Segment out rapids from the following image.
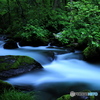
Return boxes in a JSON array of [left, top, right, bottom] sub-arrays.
[[0, 41, 100, 100]]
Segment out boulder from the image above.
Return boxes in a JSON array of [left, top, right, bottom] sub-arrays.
[[83, 46, 100, 62], [0, 56, 43, 79], [3, 39, 18, 49]]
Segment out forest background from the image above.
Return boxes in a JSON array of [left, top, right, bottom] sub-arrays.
[[0, 0, 100, 61]]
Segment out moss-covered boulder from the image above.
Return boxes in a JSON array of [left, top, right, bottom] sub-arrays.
[[56, 94, 71, 100], [83, 46, 100, 62], [0, 55, 42, 79], [3, 39, 18, 49], [0, 80, 14, 93]]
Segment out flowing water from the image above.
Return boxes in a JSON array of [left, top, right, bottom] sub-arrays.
[[0, 41, 100, 100]]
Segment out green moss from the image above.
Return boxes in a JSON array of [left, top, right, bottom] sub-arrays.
[[10, 56, 34, 69], [89, 96, 95, 100], [83, 46, 98, 60], [0, 56, 35, 72], [0, 63, 10, 71], [0, 58, 5, 62], [57, 94, 71, 100], [0, 80, 14, 94]]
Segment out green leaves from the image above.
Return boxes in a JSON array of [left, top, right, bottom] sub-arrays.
[[54, 0, 100, 48], [18, 23, 49, 42]]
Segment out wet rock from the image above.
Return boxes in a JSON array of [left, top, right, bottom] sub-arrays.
[[3, 39, 18, 49], [39, 51, 55, 65], [0, 56, 43, 79]]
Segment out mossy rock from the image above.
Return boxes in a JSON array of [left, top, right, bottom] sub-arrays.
[[83, 46, 100, 62], [0, 55, 42, 78], [0, 80, 14, 94], [57, 94, 71, 100]]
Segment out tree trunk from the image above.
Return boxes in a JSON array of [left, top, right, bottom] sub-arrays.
[[53, 0, 61, 10], [16, 0, 25, 19], [7, 0, 11, 25]]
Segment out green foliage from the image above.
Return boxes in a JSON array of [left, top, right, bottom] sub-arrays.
[[17, 24, 49, 42], [0, 0, 100, 49], [89, 96, 95, 100], [0, 80, 14, 93], [0, 89, 35, 100], [55, 0, 100, 48], [57, 94, 71, 100]]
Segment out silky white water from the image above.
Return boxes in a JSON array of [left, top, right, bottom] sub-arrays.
[[0, 42, 100, 98]]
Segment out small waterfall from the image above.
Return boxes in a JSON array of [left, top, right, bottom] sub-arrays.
[[47, 43, 51, 46], [0, 35, 7, 48], [0, 41, 5, 48], [0, 35, 7, 40], [17, 42, 21, 48]]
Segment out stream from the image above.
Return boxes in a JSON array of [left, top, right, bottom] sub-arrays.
[[0, 41, 100, 100]]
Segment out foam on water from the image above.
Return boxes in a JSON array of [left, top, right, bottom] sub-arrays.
[[0, 43, 100, 91]]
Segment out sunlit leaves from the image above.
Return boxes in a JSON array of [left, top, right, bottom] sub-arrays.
[[55, 0, 100, 48], [19, 24, 49, 42]]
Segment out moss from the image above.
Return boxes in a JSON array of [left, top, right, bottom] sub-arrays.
[[0, 80, 14, 94], [0, 63, 10, 71], [0, 56, 35, 72], [10, 56, 34, 69], [89, 96, 95, 100], [83, 46, 95, 58], [83, 46, 100, 62], [57, 94, 71, 100]]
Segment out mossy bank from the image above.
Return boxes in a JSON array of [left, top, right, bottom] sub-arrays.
[[0, 80, 35, 100], [0, 55, 43, 79]]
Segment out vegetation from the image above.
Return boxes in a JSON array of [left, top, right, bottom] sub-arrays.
[[56, 90, 96, 100], [57, 94, 71, 100], [0, 89, 35, 100], [0, 55, 35, 72], [0, 80, 14, 93], [0, 0, 100, 58], [0, 80, 35, 100]]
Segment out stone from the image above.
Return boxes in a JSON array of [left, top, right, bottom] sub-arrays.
[[83, 46, 100, 62], [0, 56, 43, 79], [3, 39, 18, 49]]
